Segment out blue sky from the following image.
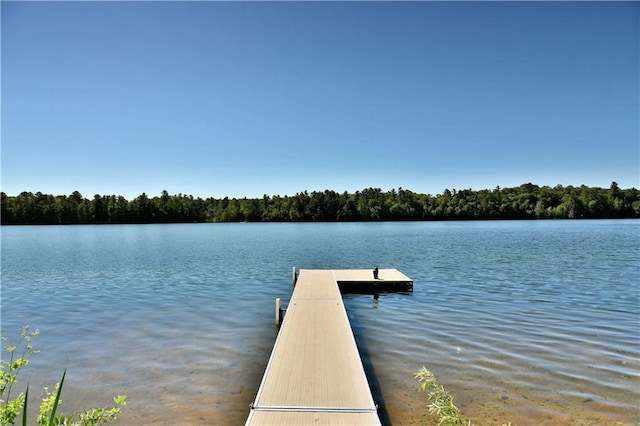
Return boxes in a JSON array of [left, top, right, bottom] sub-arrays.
[[2, 1, 638, 199]]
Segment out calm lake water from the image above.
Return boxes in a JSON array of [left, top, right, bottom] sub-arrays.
[[1, 220, 638, 425]]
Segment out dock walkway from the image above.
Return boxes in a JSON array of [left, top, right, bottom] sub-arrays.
[[246, 268, 412, 425]]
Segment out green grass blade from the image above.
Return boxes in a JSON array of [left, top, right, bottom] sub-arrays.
[[48, 369, 66, 426], [22, 386, 29, 426]]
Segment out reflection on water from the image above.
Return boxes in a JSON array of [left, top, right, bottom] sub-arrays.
[[1, 221, 638, 425]]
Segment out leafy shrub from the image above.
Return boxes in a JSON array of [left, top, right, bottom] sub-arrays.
[[1, 326, 126, 426], [414, 366, 470, 426]]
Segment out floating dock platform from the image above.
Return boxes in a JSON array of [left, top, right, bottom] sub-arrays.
[[333, 268, 413, 294], [246, 268, 413, 425]]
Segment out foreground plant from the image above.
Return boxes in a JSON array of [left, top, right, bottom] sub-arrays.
[[414, 366, 470, 426], [1, 326, 126, 425]]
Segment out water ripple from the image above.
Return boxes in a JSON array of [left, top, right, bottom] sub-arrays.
[[2, 221, 638, 425]]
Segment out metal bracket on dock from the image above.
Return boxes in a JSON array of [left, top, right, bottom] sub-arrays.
[[250, 405, 378, 414]]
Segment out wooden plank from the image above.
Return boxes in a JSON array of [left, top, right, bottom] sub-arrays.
[[246, 269, 380, 425]]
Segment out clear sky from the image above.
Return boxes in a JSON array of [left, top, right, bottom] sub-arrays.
[[2, 1, 638, 199]]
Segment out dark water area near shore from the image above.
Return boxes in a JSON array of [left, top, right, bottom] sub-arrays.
[[2, 220, 638, 425]]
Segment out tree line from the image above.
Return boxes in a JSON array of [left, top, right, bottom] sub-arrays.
[[1, 182, 638, 225]]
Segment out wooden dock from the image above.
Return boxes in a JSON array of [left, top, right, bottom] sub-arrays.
[[246, 268, 412, 425]]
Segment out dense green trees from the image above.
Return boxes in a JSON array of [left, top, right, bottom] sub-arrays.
[[1, 182, 638, 225]]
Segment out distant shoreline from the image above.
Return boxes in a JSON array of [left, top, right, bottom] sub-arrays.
[[2, 182, 638, 225], [1, 218, 638, 227]]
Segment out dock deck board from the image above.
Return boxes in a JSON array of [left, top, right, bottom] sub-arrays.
[[246, 268, 412, 426], [332, 268, 411, 283]]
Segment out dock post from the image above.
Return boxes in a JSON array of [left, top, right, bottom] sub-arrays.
[[275, 298, 282, 326], [292, 266, 297, 288]]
